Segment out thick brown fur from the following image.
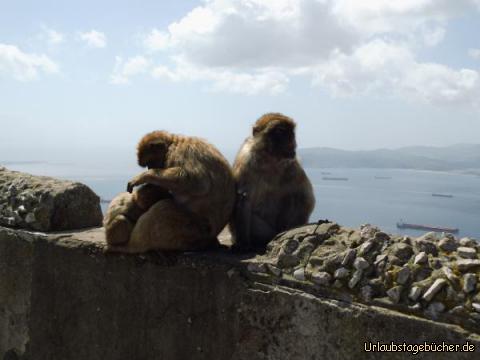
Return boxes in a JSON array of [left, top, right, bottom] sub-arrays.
[[104, 130, 236, 253], [229, 113, 315, 251]]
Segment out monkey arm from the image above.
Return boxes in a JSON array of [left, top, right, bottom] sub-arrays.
[[127, 167, 210, 196], [276, 181, 315, 230]]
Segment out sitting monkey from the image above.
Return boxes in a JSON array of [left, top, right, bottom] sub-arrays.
[[104, 131, 236, 253], [229, 113, 315, 251]]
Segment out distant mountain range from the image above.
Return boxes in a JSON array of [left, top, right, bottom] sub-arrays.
[[298, 144, 480, 171]]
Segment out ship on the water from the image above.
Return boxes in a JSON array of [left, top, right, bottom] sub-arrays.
[[322, 177, 349, 181], [396, 220, 459, 234], [374, 176, 392, 180], [432, 193, 454, 198]]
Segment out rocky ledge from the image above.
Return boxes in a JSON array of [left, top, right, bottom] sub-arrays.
[[247, 222, 480, 334], [0, 167, 102, 231]]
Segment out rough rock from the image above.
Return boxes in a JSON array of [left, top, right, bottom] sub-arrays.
[[457, 247, 477, 259], [311, 271, 331, 286], [423, 279, 447, 302], [353, 257, 369, 271], [438, 237, 458, 252], [0, 167, 102, 231], [260, 223, 480, 335], [348, 269, 363, 289], [396, 266, 410, 285], [464, 274, 477, 293], [457, 259, 480, 272], [387, 286, 402, 303]]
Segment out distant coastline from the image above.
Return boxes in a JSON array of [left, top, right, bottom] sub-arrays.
[[299, 144, 480, 172]]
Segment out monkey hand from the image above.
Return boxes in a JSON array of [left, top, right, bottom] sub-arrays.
[[126, 181, 135, 193]]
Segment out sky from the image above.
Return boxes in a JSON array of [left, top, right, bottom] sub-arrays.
[[1, 0, 480, 161]]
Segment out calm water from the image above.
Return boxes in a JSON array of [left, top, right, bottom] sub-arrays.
[[6, 163, 480, 239]]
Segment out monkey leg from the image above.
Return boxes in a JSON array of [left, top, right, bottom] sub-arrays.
[[103, 192, 144, 246], [107, 199, 218, 254], [104, 215, 135, 246]]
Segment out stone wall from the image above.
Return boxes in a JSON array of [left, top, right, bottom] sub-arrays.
[[1, 225, 479, 360]]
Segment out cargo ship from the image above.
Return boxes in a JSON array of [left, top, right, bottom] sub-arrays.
[[322, 177, 349, 181], [374, 176, 392, 180], [396, 220, 459, 234], [432, 193, 453, 198]]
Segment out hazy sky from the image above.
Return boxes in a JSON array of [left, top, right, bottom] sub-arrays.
[[1, 0, 480, 159]]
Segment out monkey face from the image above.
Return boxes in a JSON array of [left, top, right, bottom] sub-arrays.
[[138, 142, 168, 168], [265, 122, 297, 159]]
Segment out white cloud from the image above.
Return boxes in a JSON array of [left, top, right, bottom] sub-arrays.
[[152, 57, 289, 95], [79, 30, 107, 48], [143, 29, 170, 51], [469, 48, 480, 60], [42, 26, 65, 45], [313, 40, 480, 108], [332, 0, 478, 35], [111, 56, 151, 84], [137, 0, 480, 106], [0, 43, 59, 81], [422, 26, 446, 47]]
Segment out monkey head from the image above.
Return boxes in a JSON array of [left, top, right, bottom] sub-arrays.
[[253, 113, 297, 159], [136, 131, 172, 169]]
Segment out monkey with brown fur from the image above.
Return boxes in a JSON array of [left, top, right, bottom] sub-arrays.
[[104, 130, 236, 253], [103, 132, 176, 246], [229, 113, 315, 251]]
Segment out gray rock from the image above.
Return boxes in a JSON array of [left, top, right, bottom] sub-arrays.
[[438, 237, 458, 252], [17, 205, 27, 215], [374, 254, 387, 265], [0, 167, 102, 231], [334, 267, 350, 279], [396, 267, 410, 285], [472, 303, 480, 313], [457, 259, 480, 272], [409, 286, 423, 301], [422, 279, 447, 302], [457, 247, 477, 259], [25, 212, 36, 224], [283, 239, 300, 254], [358, 240, 374, 256], [414, 252, 428, 265], [415, 239, 438, 256], [442, 267, 459, 284], [359, 224, 379, 238], [311, 271, 331, 286], [276, 252, 300, 269], [460, 237, 476, 247], [348, 270, 363, 289], [293, 268, 305, 281], [353, 257, 369, 271], [360, 285, 373, 302], [387, 286, 402, 303], [463, 273, 477, 293], [418, 232, 439, 242], [341, 248, 356, 267], [426, 302, 445, 318], [390, 243, 414, 262]]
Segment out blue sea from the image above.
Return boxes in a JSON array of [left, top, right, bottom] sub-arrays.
[[5, 162, 480, 239]]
